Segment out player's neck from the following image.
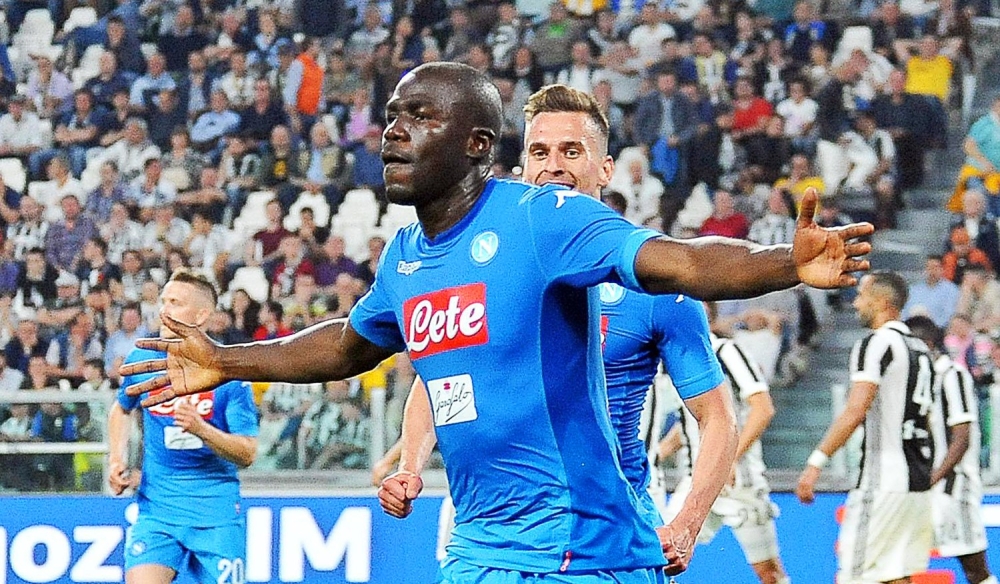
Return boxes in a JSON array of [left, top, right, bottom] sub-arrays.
[[870, 311, 898, 329], [417, 169, 491, 239]]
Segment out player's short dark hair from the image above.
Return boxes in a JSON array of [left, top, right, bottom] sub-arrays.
[[868, 270, 908, 310], [168, 268, 218, 307], [524, 85, 609, 142], [904, 315, 943, 351]]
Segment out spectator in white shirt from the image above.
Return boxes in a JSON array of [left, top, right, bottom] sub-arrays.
[[34, 156, 85, 224], [775, 79, 818, 154], [0, 95, 45, 169], [97, 118, 162, 182]]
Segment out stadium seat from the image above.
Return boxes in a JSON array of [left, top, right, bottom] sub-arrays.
[[72, 44, 104, 88], [229, 266, 270, 303], [330, 217, 371, 262], [61, 6, 97, 33], [337, 188, 380, 228], [834, 26, 874, 63], [0, 158, 27, 193], [283, 191, 331, 232], [232, 190, 275, 235]]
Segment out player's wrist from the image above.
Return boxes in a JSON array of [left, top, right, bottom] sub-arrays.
[[807, 449, 829, 469]]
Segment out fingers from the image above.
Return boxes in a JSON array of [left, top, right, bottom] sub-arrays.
[[378, 479, 414, 518], [141, 386, 177, 408], [134, 338, 176, 352], [123, 373, 170, 397], [834, 221, 875, 240], [796, 187, 819, 229], [844, 241, 872, 258], [160, 313, 199, 336], [842, 259, 870, 273], [119, 358, 167, 379]]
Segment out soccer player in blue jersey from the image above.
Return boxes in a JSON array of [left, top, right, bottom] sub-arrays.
[[377, 84, 739, 572], [122, 62, 873, 582], [108, 269, 258, 584]]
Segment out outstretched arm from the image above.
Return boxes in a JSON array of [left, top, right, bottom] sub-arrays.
[[659, 383, 738, 575], [121, 316, 395, 406], [635, 188, 873, 299]]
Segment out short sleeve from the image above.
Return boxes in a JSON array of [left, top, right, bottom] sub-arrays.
[[222, 381, 260, 437], [655, 296, 725, 400], [942, 367, 976, 427], [715, 339, 768, 399], [849, 332, 891, 385], [525, 186, 660, 291], [348, 240, 407, 352]]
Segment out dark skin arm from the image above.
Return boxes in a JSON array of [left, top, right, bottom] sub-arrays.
[[120, 316, 393, 407], [930, 422, 970, 486], [635, 189, 873, 299]]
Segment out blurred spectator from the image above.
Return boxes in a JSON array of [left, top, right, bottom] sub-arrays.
[[45, 312, 103, 382], [783, 0, 828, 65], [177, 166, 227, 225], [555, 41, 598, 94], [156, 5, 210, 73], [32, 90, 101, 180], [943, 226, 992, 283], [284, 122, 351, 214], [36, 271, 84, 335], [323, 50, 363, 124], [0, 174, 21, 232], [814, 51, 873, 197], [346, 5, 391, 65], [744, 116, 790, 184], [749, 188, 797, 245], [355, 235, 385, 288], [441, 6, 478, 63], [851, 111, 898, 227], [254, 300, 293, 340], [299, 380, 369, 469], [96, 89, 133, 149], [487, 2, 525, 70], [101, 15, 145, 76], [754, 38, 796, 103], [45, 195, 98, 274], [594, 41, 643, 111], [84, 162, 129, 224], [35, 156, 86, 224], [282, 36, 324, 135], [295, 207, 330, 255], [776, 79, 818, 154], [260, 125, 299, 197], [6, 320, 46, 375], [773, 153, 825, 206], [351, 126, 386, 195], [101, 203, 143, 265], [145, 89, 188, 152], [103, 303, 147, 382], [30, 398, 78, 490], [97, 117, 161, 182], [129, 52, 176, 112], [13, 248, 57, 319], [628, 4, 675, 70], [178, 51, 212, 121], [118, 249, 151, 302], [214, 50, 257, 111], [218, 133, 262, 222], [681, 33, 737, 100], [608, 147, 664, 227], [872, 69, 931, 191], [248, 199, 292, 269], [314, 235, 358, 288], [140, 203, 190, 262], [0, 402, 31, 439], [77, 237, 122, 294], [951, 190, 1000, 272], [896, 35, 953, 108], [731, 77, 774, 144], [190, 90, 241, 154], [128, 158, 177, 222], [0, 352, 26, 391], [699, 189, 750, 238], [956, 263, 1000, 334], [7, 197, 48, 260], [328, 272, 365, 317], [182, 211, 230, 279], [26, 50, 73, 120], [343, 86, 375, 145], [0, 95, 45, 170], [160, 128, 206, 193], [953, 96, 1000, 217], [280, 272, 328, 331], [271, 235, 314, 298], [83, 52, 131, 111]]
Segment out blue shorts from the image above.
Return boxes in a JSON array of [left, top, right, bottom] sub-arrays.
[[439, 557, 667, 584], [125, 514, 246, 583]]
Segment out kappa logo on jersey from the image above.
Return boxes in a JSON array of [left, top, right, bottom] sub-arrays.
[[470, 231, 499, 265], [403, 283, 489, 360], [600, 315, 609, 351], [599, 282, 626, 305], [554, 190, 580, 209], [396, 259, 422, 275], [146, 391, 216, 419]]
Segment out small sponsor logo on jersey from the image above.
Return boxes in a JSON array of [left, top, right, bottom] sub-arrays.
[[396, 260, 422, 275], [147, 391, 215, 419], [470, 231, 499, 265], [427, 374, 478, 426], [598, 282, 626, 305], [554, 190, 580, 209], [130, 541, 146, 556], [675, 295, 685, 303], [404, 283, 489, 360], [600, 315, 609, 351]]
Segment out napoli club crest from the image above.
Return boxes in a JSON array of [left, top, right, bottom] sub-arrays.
[[470, 231, 499, 265]]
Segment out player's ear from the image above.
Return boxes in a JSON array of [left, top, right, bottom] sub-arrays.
[[598, 156, 614, 188], [468, 127, 496, 161]]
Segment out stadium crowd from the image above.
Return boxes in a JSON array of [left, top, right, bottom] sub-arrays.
[[0, 0, 989, 490]]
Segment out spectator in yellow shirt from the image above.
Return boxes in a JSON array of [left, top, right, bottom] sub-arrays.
[[897, 35, 953, 103]]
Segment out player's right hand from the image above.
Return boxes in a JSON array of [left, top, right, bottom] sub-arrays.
[[108, 461, 134, 495], [378, 471, 424, 518], [796, 465, 820, 504], [119, 313, 228, 407]]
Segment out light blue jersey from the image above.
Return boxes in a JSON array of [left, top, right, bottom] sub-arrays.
[[350, 178, 665, 573], [599, 284, 724, 524]]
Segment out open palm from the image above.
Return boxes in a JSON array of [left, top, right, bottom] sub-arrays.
[[793, 188, 874, 289]]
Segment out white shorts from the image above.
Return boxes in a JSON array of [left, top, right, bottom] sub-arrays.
[[837, 490, 933, 584], [664, 477, 781, 565], [933, 489, 988, 558]]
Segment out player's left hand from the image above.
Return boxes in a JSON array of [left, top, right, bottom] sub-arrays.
[[796, 465, 820, 504], [173, 399, 208, 437], [378, 471, 423, 519], [793, 187, 874, 289], [656, 524, 695, 575]]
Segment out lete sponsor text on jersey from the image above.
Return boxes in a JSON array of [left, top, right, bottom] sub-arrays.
[[146, 390, 216, 418], [403, 283, 489, 359]]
